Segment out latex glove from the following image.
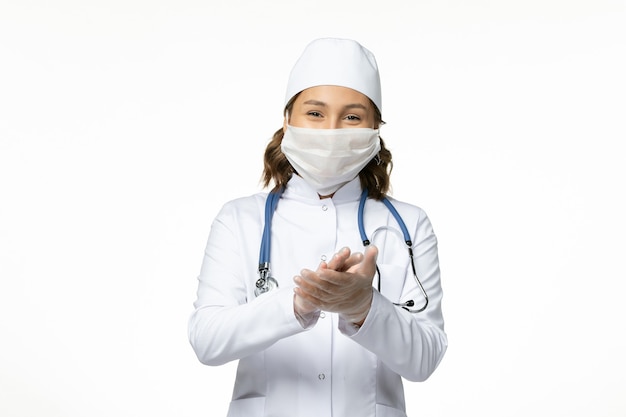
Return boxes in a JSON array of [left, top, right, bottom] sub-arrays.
[[293, 290, 319, 318], [293, 247, 361, 318], [294, 246, 378, 326]]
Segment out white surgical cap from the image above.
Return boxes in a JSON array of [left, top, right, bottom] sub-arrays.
[[284, 38, 382, 113]]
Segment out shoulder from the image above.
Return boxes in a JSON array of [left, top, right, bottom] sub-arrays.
[[215, 192, 268, 222], [381, 195, 437, 235]]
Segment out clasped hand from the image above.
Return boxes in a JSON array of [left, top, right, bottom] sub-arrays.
[[293, 246, 378, 326]]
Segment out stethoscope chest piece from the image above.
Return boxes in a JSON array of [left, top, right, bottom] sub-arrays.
[[254, 273, 278, 297]]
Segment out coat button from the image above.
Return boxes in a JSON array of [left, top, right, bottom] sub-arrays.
[[321, 205, 328, 211], [318, 373, 326, 380], [320, 312, 326, 319], [321, 255, 327, 261]]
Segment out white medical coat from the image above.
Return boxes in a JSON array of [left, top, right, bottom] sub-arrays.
[[188, 176, 447, 417]]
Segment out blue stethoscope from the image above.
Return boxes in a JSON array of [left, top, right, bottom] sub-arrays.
[[255, 188, 429, 313]]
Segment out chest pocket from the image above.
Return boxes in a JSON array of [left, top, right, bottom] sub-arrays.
[[375, 263, 407, 304]]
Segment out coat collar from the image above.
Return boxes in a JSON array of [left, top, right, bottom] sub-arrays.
[[282, 175, 362, 204]]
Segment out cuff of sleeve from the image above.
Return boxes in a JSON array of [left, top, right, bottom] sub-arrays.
[[294, 305, 321, 329], [271, 287, 320, 330], [269, 287, 317, 333]]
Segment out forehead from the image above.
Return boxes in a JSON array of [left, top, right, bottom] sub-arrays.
[[294, 85, 372, 108]]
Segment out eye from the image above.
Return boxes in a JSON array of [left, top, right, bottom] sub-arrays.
[[307, 111, 323, 118], [345, 114, 361, 121]]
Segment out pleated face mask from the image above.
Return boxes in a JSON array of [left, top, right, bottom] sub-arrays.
[[281, 125, 381, 196]]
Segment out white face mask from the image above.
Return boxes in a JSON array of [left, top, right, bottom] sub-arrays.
[[281, 125, 381, 196]]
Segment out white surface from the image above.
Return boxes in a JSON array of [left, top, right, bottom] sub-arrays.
[[1, 1, 624, 416]]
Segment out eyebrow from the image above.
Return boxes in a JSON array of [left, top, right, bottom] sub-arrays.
[[302, 100, 368, 111]]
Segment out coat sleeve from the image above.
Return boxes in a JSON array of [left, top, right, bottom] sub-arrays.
[[187, 198, 309, 366], [340, 207, 448, 382]]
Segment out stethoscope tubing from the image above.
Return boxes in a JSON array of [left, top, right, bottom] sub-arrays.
[[257, 187, 428, 313], [259, 188, 282, 268], [359, 189, 412, 246], [358, 189, 429, 313]]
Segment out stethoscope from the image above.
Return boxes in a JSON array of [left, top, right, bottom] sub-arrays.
[[255, 188, 429, 313]]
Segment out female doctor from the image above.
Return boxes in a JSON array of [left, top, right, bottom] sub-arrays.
[[188, 38, 447, 417]]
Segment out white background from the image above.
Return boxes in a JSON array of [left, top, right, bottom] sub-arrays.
[[1, 1, 625, 416]]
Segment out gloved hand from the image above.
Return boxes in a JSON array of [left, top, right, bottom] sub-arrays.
[[293, 246, 378, 326]]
